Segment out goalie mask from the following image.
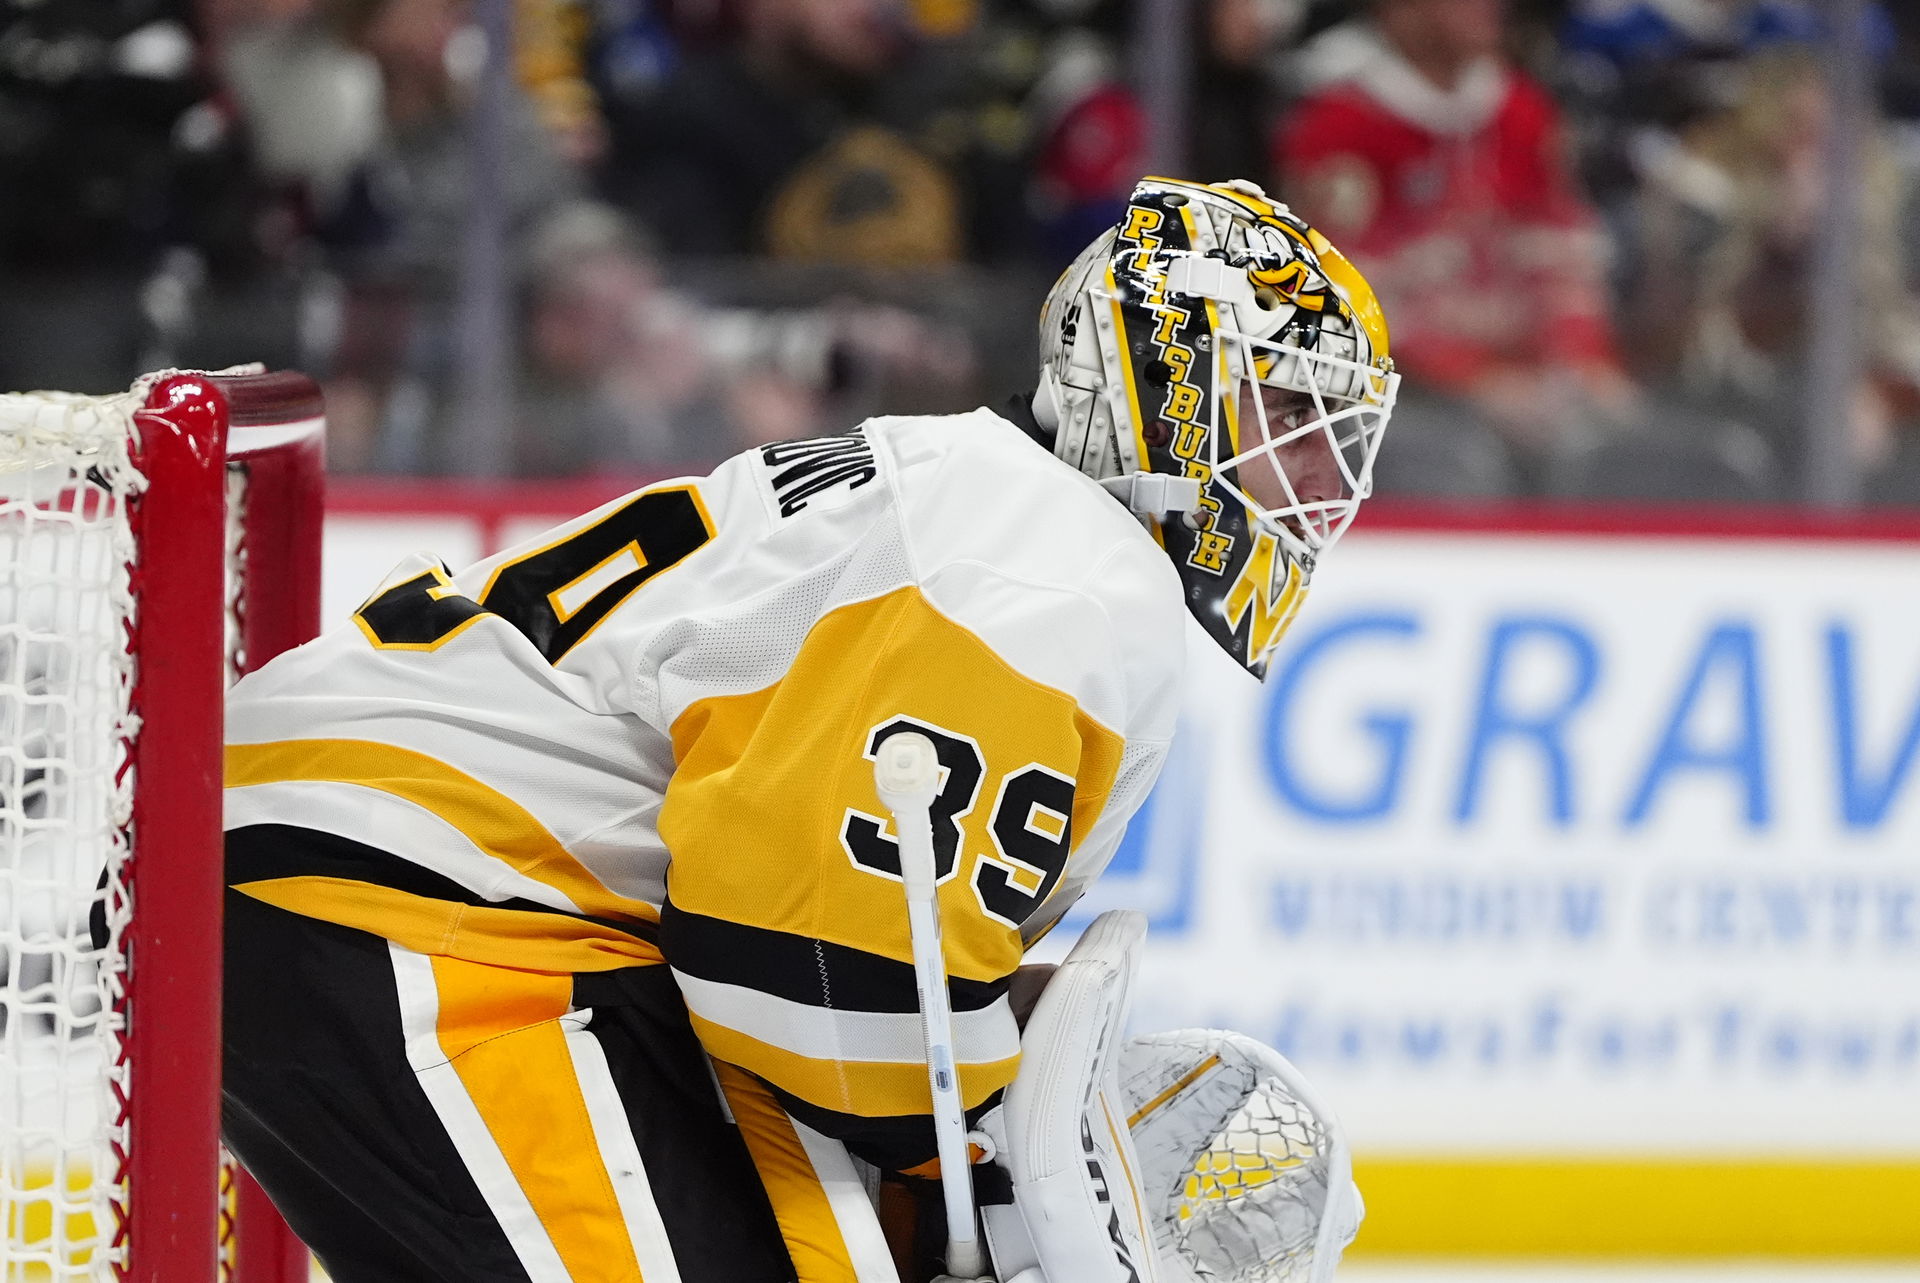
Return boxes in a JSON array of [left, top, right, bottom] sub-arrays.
[[1036, 178, 1398, 679]]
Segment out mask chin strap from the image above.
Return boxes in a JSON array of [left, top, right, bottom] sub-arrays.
[[1032, 366, 1062, 435], [1099, 471, 1204, 516]]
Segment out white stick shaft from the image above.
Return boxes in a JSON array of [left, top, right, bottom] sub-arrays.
[[877, 733, 986, 1280], [906, 893, 983, 1275]]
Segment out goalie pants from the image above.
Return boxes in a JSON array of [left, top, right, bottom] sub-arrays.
[[222, 825, 897, 1283]]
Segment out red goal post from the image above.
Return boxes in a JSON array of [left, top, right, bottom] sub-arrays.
[[0, 369, 321, 1281]]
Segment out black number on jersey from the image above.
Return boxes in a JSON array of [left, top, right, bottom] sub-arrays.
[[976, 764, 1075, 925], [840, 718, 983, 882], [352, 566, 490, 651], [353, 486, 714, 662], [839, 717, 1075, 928]]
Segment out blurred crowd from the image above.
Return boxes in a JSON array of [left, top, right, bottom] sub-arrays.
[[2, 0, 1919, 502]]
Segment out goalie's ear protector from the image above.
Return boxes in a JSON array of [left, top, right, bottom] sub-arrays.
[[979, 910, 1163, 1283]]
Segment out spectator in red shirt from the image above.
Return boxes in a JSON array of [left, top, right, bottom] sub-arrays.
[[1275, 0, 1637, 489]]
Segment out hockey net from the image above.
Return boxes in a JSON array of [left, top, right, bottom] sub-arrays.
[[0, 370, 322, 1282]]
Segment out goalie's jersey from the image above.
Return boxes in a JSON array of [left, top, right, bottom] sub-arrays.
[[224, 408, 1184, 1171]]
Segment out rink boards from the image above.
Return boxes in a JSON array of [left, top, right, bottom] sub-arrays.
[[318, 487, 1920, 1257]]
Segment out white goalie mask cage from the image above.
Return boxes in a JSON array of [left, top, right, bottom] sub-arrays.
[[1119, 1030, 1362, 1283], [1207, 314, 1398, 566]]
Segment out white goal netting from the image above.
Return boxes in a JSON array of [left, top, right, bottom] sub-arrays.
[[0, 388, 150, 1280]]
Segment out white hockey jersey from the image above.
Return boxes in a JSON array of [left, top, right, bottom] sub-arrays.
[[225, 408, 1184, 1169]]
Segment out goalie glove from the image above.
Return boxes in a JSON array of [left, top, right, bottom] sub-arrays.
[[1119, 1030, 1362, 1283], [976, 912, 1360, 1283]]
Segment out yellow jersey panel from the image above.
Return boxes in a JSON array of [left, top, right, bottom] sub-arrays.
[[661, 583, 1125, 984]]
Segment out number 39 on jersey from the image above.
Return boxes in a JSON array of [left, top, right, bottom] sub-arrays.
[[840, 715, 1076, 929]]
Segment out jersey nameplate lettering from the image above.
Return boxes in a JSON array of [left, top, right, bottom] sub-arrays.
[[759, 434, 878, 517]]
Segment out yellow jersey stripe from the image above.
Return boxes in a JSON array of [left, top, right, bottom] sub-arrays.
[[232, 876, 664, 972], [427, 955, 646, 1280], [690, 1013, 1018, 1118], [711, 1061, 860, 1283], [226, 738, 658, 924]]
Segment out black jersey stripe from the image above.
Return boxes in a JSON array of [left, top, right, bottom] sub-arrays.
[[659, 897, 1008, 1015], [767, 1076, 1010, 1178], [225, 823, 660, 945]]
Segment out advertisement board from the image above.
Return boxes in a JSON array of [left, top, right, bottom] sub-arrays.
[[322, 487, 1920, 1256], [1068, 518, 1920, 1254]]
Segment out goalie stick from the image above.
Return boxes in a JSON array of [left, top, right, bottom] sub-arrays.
[[874, 731, 989, 1281]]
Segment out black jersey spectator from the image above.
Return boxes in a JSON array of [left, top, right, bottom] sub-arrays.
[[595, 0, 966, 264], [0, 0, 264, 389]]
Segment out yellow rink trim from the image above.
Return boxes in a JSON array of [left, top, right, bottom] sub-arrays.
[[1349, 1157, 1920, 1257], [14, 1158, 1920, 1267], [7, 1160, 258, 1280], [4, 1163, 103, 1280]]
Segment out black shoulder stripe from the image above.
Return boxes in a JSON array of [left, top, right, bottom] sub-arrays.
[[660, 898, 1008, 1014], [225, 823, 659, 942]]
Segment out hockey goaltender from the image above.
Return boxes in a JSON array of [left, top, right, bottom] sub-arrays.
[[221, 177, 1398, 1283]]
